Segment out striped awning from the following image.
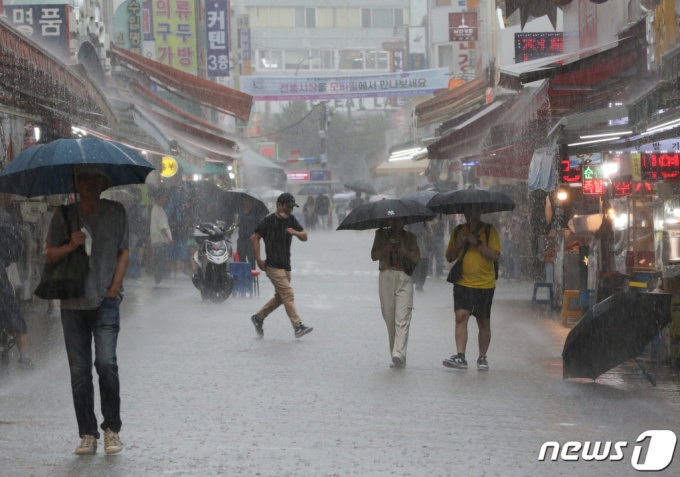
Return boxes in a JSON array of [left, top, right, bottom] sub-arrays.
[[111, 44, 252, 122]]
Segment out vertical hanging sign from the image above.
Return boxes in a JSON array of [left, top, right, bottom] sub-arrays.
[[153, 0, 198, 75], [206, 0, 229, 77], [237, 15, 252, 76]]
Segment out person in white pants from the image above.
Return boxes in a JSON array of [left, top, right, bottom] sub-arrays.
[[371, 217, 420, 368]]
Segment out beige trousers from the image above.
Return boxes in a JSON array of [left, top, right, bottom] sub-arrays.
[[378, 269, 414, 359], [256, 268, 301, 327]]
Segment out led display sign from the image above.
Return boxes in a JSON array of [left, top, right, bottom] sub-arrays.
[[641, 153, 680, 180], [582, 164, 604, 195], [514, 33, 564, 63], [611, 180, 654, 197], [560, 157, 581, 184]]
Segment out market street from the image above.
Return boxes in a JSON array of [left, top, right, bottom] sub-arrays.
[[1, 230, 679, 476]]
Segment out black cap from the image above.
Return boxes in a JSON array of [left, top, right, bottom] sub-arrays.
[[277, 192, 299, 207]]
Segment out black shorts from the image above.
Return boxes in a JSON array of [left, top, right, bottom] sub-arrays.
[[453, 284, 495, 319]]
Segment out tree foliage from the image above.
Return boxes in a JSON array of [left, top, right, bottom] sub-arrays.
[[270, 101, 391, 180]]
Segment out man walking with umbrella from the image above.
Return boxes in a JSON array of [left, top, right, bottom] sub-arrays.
[[44, 165, 129, 454], [442, 203, 500, 371], [250, 193, 313, 339]]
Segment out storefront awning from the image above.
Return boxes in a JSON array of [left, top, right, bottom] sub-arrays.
[[174, 156, 229, 176], [415, 77, 489, 127], [240, 149, 285, 172], [0, 18, 117, 127], [375, 159, 429, 175], [111, 44, 252, 122], [467, 142, 533, 180]]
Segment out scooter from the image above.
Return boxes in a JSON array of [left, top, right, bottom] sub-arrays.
[[191, 221, 234, 303]]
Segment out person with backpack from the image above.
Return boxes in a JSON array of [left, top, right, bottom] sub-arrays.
[[442, 203, 500, 371]]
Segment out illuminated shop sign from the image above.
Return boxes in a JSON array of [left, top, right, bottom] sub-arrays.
[[582, 164, 604, 195], [611, 180, 654, 197], [514, 32, 563, 63], [641, 153, 680, 180], [560, 157, 582, 183]]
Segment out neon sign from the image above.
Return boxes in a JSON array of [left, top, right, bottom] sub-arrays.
[[582, 164, 604, 195], [514, 33, 563, 63], [641, 153, 680, 180], [611, 180, 654, 197], [560, 157, 581, 183]]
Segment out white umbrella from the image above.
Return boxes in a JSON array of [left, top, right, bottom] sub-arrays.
[[332, 193, 352, 202], [369, 194, 395, 202], [261, 189, 284, 201]]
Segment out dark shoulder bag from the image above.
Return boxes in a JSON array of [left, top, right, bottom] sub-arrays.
[[34, 206, 90, 300], [484, 223, 499, 280], [446, 223, 483, 284]]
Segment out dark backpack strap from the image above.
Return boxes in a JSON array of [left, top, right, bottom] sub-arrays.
[[60, 205, 73, 244]]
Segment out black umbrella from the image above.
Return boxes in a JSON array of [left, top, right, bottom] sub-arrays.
[[337, 199, 435, 231], [427, 189, 516, 215], [344, 180, 378, 196], [400, 190, 438, 207], [489, 184, 526, 205], [224, 189, 269, 218], [563, 291, 672, 385], [298, 185, 329, 195]]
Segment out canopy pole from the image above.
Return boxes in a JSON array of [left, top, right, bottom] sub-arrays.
[[634, 358, 657, 387]]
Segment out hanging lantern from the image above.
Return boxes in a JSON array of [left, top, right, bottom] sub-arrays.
[[552, 0, 574, 6]]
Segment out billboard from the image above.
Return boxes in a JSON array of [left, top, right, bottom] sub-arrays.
[[206, 0, 229, 77], [241, 69, 450, 101], [409, 26, 427, 71], [113, 0, 142, 55], [237, 15, 252, 76], [5, 4, 71, 62], [152, 0, 198, 75]]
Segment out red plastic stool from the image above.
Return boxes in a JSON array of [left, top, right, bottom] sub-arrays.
[[233, 251, 240, 262], [251, 270, 260, 297]]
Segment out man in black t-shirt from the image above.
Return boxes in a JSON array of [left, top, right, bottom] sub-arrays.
[[250, 193, 313, 339]]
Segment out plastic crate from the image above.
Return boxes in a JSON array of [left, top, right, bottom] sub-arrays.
[[579, 289, 595, 307]]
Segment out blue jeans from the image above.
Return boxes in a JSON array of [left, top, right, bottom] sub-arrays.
[[61, 297, 122, 438]]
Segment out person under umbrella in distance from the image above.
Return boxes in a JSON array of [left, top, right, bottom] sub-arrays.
[[250, 193, 313, 339], [443, 203, 501, 371], [339, 199, 432, 368], [315, 192, 331, 230]]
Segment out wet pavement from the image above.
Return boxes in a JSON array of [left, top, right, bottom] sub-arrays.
[[1, 230, 679, 476]]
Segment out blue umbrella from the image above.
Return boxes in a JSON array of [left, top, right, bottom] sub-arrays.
[[0, 138, 155, 198]]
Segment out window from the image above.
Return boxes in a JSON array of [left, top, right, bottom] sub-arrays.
[[394, 8, 404, 28], [372, 9, 392, 28], [295, 7, 305, 27], [305, 8, 316, 28], [285, 50, 313, 71], [320, 50, 335, 69], [340, 50, 364, 69], [259, 49, 283, 69], [438, 45, 454, 69], [361, 8, 371, 28], [377, 51, 389, 69], [295, 7, 315, 28]]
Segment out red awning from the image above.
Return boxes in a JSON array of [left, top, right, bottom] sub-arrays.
[[0, 18, 117, 127], [111, 44, 252, 122], [469, 142, 534, 180]]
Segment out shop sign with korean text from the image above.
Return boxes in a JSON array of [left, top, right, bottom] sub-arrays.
[[287, 171, 310, 182], [152, 0, 197, 75], [237, 15, 252, 76], [310, 170, 331, 182], [449, 12, 478, 42], [206, 0, 229, 77], [241, 69, 449, 101], [5, 4, 71, 62], [514, 33, 563, 63], [113, 0, 142, 55], [582, 164, 605, 195]]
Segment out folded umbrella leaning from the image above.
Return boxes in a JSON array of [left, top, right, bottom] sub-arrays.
[[0, 137, 155, 197], [337, 199, 435, 231], [427, 189, 515, 215]]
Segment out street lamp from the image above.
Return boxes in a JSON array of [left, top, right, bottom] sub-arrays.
[[295, 56, 315, 76]]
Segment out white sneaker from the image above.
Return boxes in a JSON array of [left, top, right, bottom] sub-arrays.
[[392, 352, 405, 368], [104, 429, 124, 454], [74, 435, 97, 455]]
